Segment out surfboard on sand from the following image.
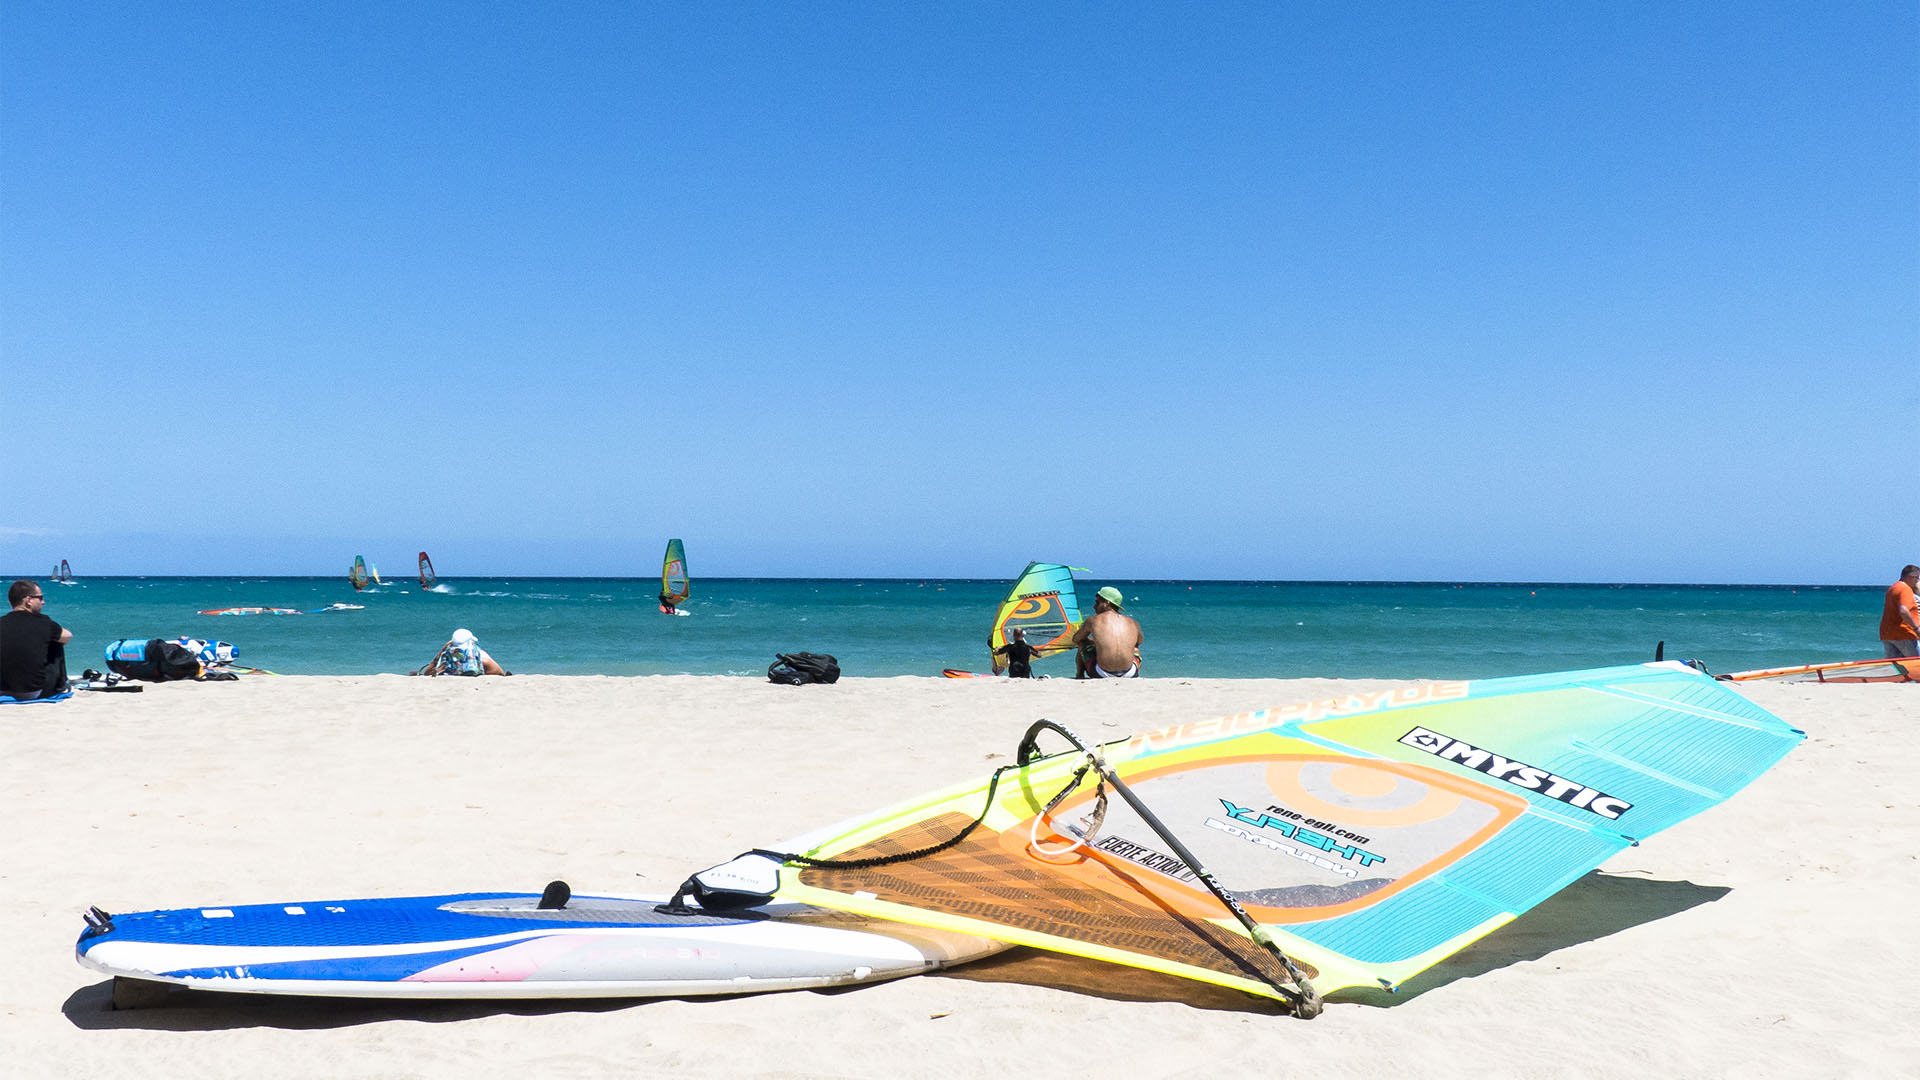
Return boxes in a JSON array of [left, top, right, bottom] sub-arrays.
[[76, 887, 1003, 1004]]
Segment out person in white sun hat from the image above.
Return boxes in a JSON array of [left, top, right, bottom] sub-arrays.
[[410, 627, 510, 676]]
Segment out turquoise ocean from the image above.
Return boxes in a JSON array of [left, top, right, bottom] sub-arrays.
[[14, 576, 1891, 680]]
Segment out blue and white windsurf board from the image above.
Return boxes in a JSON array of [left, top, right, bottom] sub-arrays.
[[76, 889, 1003, 1001]]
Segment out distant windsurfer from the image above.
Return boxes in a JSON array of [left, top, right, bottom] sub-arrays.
[[410, 628, 509, 676], [1073, 586, 1142, 679], [992, 627, 1043, 678], [1882, 565, 1920, 659]]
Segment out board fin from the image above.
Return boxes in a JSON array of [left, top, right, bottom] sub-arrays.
[[537, 880, 571, 910]]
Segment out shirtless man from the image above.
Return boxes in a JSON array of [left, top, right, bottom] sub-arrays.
[[1073, 586, 1142, 679]]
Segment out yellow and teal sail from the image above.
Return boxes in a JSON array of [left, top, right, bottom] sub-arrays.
[[348, 555, 371, 591], [660, 539, 690, 610], [988, 562, 1082, 668], [772, 662, 1804, 1005]]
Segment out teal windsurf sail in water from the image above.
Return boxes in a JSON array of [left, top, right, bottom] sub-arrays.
[[988, 562, 1082, 669], [418, 551, 436, 590], [661, 539, 690, 612], [349, 556, 370, 591]]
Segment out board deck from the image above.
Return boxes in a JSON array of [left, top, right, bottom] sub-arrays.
[[76, 890, 1004, 1001]]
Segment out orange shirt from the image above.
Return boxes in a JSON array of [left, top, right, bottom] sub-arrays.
[[1882, 581, 1919, 640]]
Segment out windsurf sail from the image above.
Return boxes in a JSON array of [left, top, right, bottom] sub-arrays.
[[754, 662, 1802, 1012], [348, 556, 370, 591], [53, 559, 73, 583], [419, 551, 437, 590], [988, 562, 1083, 670], [661, 539, 690, 611], [1720, 656, 1920, 683]]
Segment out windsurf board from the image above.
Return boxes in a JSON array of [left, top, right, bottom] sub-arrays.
[[76, 888, 1003, 1002]]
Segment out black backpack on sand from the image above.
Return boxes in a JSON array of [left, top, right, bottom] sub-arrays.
[[768, 652, 840, 685]]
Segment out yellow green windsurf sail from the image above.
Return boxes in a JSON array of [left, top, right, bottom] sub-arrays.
[[772, 662, 1804, 1005], [661, 539, 690, 607], [987, 562, 1082, 668]]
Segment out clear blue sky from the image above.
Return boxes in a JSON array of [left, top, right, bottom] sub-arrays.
[[4, 4, 1914, 583]]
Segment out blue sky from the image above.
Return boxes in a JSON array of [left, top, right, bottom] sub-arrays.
[[3, 4, 1914, 583]]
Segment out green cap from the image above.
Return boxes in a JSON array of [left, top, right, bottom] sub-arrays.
[[1097, 586, 1124, 609]]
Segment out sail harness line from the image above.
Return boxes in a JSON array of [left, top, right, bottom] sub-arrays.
[[657, 717, 1322, 1016]]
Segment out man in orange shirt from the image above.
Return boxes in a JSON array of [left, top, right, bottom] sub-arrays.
[[1881, 565, 1920, 658]]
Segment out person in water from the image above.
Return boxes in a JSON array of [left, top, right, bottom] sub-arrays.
[[1, 579, 72, 699], [410, 628, 509, 676], [992, 627, 1044, 678], [1073, 586, 1142, 679], [659, 592, 679, 615], [1881, 565, 1920, 659]]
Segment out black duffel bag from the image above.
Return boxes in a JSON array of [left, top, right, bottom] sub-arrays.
[[768, 652, 840, 685]]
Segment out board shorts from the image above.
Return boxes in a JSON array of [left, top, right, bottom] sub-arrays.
[[1884, 639, 1920, 659]]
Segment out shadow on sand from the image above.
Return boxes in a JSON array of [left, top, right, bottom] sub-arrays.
[[940, 869, 1729, 1013], [61, 979, 656, 1032], [64, 870, 1727, 1029]]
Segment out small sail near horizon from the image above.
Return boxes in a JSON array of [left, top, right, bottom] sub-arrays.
[[52, 559, 75, 584], [660, 539, 690, 614], [349, 556, 371, 592], [418, 552, 437, 591]]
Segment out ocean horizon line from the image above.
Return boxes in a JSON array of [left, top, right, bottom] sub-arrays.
[[8, 573, 1880, 591]]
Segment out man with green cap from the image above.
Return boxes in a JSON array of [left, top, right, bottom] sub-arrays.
[[1073, 585, 1143, 678]]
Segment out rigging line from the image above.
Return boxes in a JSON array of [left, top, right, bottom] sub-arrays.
[[755, 758, 1093, 872]]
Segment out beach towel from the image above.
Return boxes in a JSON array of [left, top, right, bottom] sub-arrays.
[[0, 689, 73, 704]]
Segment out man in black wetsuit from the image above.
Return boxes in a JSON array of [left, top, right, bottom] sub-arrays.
[[992, 627, 1043, 678], [1, 579, 71, 699]]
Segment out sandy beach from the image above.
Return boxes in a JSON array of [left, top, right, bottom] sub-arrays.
[[4, 674, 1914, 1078]]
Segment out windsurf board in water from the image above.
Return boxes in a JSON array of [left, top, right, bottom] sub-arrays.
[[77, 887, 1003, 1002]]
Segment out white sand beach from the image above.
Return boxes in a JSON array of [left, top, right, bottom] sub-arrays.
[[4, 675, 1914, 1079]]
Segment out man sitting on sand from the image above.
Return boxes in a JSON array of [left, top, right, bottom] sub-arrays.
[[410, 628, 510, 676], [1073, 586, 1142, 679], [1, 579, 72, 699], [1882, 565, 1920, 659]]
